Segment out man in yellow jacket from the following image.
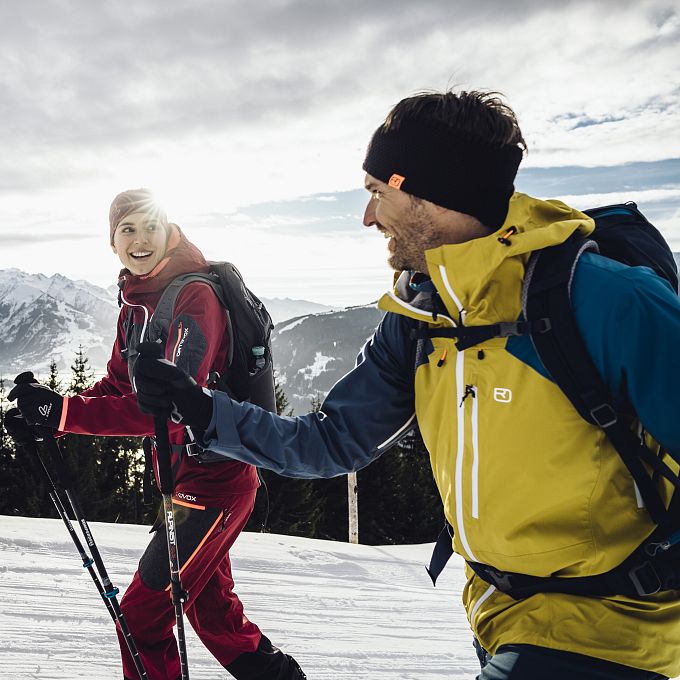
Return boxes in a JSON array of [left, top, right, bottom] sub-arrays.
[[132, 90, 680, 679]]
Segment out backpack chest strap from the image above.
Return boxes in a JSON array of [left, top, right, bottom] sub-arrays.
[[410, 318, 551, 351]]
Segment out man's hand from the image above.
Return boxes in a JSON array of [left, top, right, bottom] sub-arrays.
[[133, 342, 213, 431], [2, 407, 37, 446], [8, 373, 64, 430]]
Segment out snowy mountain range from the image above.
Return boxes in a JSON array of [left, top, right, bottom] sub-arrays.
[[0, 269, 334, 380], [0, 269, 119, 379], [2, 255, 679, 405]]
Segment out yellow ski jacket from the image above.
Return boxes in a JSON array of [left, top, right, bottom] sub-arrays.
[[206, 192, 680, 675]]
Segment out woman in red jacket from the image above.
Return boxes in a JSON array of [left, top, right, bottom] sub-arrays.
[[10, 189, 305, 680]]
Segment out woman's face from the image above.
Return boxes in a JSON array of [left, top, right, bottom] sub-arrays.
[[111, 212, 168, 275]]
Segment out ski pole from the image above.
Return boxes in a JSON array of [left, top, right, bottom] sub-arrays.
[[139, 343, 190, 680], [13, 370, 149, 680], [154, 411, 190, 680], [41, 430, 149, 680], [21, 431, 117, 622]]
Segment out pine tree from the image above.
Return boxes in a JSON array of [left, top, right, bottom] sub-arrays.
[[307, 391, 348, 542], [47, 359, 64, 392], [69, 345, 95, 395], [309, 392, 322, 413], [357, 428, 442, 545], [95, 434, 149, 523], [0, 349, 150, 524], [65, 347, 150, 523], [0, 376, 7, 452], [56, 348, 100, 517], [247, 377, 443, 544], [275, 374, 294, 416]]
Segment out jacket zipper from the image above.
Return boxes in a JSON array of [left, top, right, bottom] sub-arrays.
[[440, 259, 479, 564], [455, 350, 478, 561], [471, 386, 480, 519], [439, 263, 494, 622]]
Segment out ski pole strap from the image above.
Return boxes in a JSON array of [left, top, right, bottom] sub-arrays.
[[38, 429, 75, 487], [426, 522, 455, 586], [410, 319, 551, 351]]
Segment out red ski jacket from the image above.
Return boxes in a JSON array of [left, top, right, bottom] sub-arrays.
[[59, 224, 259, 508]]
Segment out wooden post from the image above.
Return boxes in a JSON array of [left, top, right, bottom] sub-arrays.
[[348, 471, 358, 544]]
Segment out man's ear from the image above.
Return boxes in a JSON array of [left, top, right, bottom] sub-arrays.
[[110, 243, 118, 255]]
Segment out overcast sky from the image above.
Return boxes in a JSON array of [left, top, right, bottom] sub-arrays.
[[0, 0, 678, 306]]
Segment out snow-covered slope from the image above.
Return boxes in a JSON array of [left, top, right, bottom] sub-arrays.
[[0, 515, 472, 679], [0, 268, 119, 377], [271, 304, 385, 414], [264, 297, 335, 323]]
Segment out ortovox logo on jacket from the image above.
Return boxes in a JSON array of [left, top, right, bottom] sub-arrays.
[[492, 388, 512, 403]]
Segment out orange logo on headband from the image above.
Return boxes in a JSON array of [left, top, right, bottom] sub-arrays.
[[388, 173, 406, 190]]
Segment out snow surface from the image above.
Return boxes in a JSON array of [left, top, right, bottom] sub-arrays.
[[299, 352, 335, 380], [276, 316, 309, 334], [0, 515, 476, 679]]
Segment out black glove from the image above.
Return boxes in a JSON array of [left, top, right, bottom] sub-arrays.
[[133, 342, 214, 431], [2, 407, 37, 446], [8, 372, 64, 430]]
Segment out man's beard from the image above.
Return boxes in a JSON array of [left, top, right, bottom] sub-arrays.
[[386, 219, 436, 274], [388, 244, 425, 273]]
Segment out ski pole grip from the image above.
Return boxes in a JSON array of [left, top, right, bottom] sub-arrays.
[[137, 343, 175, 496]]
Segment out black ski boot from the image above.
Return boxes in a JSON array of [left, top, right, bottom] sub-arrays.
[[225, 635, 307, 679]]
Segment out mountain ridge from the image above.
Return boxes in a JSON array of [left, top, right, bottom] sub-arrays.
[[0, 268, 337, 379], [2, 258, 679, 407]]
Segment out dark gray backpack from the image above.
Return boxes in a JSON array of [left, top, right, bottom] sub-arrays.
[[122, 261, 276, 413]]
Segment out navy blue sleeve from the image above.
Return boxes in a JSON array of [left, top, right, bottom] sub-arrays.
[[202, 311, 417, 478], [572, 253, 680, 458]]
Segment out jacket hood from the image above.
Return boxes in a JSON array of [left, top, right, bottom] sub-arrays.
[[380, 193, 594, 325], [118, 223, 209, 304]]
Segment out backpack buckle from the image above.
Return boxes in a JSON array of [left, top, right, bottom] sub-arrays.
[[185, 441, 202, 458], [628, 560, 662, 596], [484, 567, 515, 592], [535, 318, 552, 333], [590, 403, 617, 428]]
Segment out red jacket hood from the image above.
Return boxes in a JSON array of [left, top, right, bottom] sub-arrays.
[[118, 224, 209, 305]]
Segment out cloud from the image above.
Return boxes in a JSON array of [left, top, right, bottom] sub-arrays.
[[1, 0, 677, 196], [517, 159, 680, 195], [1, 0, 678, 300], [182, 157, 680, 239], [0, 232, 97, 245]]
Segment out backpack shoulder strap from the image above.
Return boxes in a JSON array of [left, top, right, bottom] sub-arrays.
[[524, 237, 677, 524], [147, 272, 234, 362]]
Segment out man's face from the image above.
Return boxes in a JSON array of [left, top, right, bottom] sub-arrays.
[[363, 173, 439, 273], [111, 212, 168, 276]]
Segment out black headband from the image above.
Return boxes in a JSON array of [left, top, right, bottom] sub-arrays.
[[362, 119, 523, 230]]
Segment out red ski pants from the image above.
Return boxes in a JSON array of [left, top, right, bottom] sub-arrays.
[[117, 490, 261, 679]]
